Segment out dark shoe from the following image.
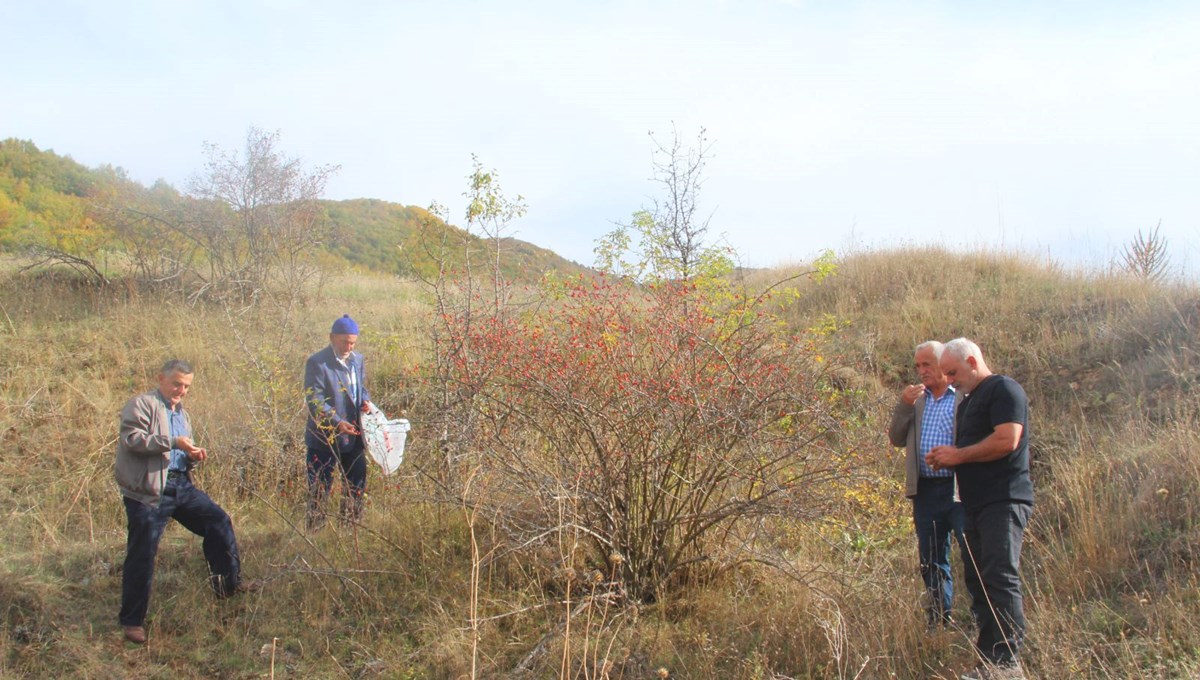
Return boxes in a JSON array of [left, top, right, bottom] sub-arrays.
[[216, 577, 263, 600], [338, 496, 364, 526], [306, 510, 328, 532], [122, 625, 147, 644], [235, 578, 263, 595]]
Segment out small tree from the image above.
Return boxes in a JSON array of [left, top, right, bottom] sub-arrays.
[[421, 160, 528, 489], [464, 156, 527, 302], [185, 127, 339, 307], [107, 127, 338, 307], [595, 126, 730, 283]]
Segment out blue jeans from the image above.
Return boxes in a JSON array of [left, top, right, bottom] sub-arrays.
[[962, 500, 1032, 665], [913, 477, 966, 625], [306, 444, 367, 522], [119, 474, 242, 627]]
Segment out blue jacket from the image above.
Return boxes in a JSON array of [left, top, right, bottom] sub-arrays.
[[304, 346, 371, 453]]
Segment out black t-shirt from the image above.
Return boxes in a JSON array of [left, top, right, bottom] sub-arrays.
[[954, 374, 1033, 509]]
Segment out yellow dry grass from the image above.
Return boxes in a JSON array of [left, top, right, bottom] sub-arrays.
[[1, 250, 1198, 678]]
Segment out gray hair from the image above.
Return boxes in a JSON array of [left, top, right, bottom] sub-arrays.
[[160, 359, 195, 376], [943, 338, 983, 362], [915, 340, 945, 360]]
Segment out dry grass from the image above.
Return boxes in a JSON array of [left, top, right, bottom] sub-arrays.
[[2, 250, 1199, 678]]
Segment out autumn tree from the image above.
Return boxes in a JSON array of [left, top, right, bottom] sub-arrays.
[[186, 127, 338, 306], [104, 127, 337, 306]]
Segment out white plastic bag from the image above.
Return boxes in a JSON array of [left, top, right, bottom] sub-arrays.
[[361, 403, 410, 476]]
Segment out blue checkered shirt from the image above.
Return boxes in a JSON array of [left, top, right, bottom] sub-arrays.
[[917, 386, 956, 478], [159, 392, 191, 472]]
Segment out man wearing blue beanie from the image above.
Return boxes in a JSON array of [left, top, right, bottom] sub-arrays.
[[303, 314, 372, 529]]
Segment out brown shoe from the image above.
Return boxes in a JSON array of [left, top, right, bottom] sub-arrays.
[[122, 625, 147, 644]]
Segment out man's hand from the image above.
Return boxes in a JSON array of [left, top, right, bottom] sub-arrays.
[[925, 445, 960, 472], [174, 436, 208, 462], [336, 420, 360, 436], [901, 384, 924, 406]]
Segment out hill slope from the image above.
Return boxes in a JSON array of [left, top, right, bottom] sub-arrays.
[[767, 246, 1200, 418], [0, 138, 585, 283], [322, 197, 586, 281]]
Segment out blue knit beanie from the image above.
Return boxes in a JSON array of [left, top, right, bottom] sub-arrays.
[[331, 314, 360, 335]]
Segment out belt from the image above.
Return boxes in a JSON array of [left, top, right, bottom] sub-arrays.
[[167, 470, 187, 480], [918, 475, 953, 483]]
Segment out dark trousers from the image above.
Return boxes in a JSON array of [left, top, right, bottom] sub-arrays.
[[306, 444, 367, 521], [119, 475, 241, 627], [913, 477, 966, 625], [962, 500, 1032, 665]]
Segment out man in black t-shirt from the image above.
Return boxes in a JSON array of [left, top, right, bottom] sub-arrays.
[[927, 338, 1032, 679]]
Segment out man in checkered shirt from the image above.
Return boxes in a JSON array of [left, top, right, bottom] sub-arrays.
[[888, 340, 965, 628]]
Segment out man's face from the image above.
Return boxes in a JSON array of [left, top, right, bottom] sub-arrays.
[[330, 333, 357, 359], [157, 370, 193, 407], [914, 347, 946, 391], [939, 352, 976, 392]]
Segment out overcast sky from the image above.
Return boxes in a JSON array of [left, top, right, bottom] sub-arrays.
[[5, 1, 1199, 271]]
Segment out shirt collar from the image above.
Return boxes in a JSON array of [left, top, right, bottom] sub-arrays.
[[924, 384, 956, 399], [156, 389, 183, 413], [330, 345, 354, 365]]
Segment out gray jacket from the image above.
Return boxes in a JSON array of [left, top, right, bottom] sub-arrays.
[[887, 389, 963, 499], [114, 391, 189, 507]]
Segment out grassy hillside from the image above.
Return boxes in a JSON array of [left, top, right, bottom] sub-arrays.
[[772, 246, 1200, 416], [2, 248, 1198, 678], [323, 198, 587, 281], [0, 139, 585, 285]]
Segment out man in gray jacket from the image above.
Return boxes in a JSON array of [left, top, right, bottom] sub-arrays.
[[115, 359, 254, 645], [888, 340, 966, 628]]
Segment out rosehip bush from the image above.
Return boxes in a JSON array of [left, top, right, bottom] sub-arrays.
[[436, 272, 842, 600]]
